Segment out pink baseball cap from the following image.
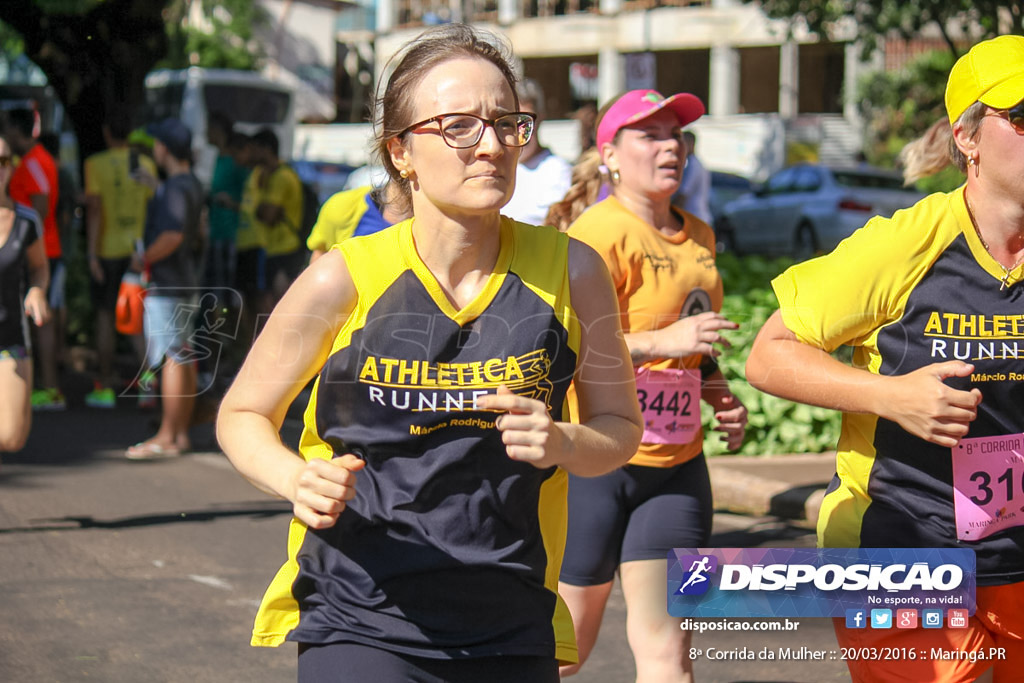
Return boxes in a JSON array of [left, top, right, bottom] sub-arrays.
[[596, 89, 705, 151]]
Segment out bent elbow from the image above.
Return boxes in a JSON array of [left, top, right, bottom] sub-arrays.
[[621, 420, 643, 465], [607, 417, 643, 472], [214, 402, 237, 458], [621, 403, 643, 462], [745, 351, 769, 392]]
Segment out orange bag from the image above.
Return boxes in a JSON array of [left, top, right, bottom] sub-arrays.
[[115, 272, 147, 335]]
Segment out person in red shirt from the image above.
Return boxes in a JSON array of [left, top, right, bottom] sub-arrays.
[[6, 109, 63, 410]]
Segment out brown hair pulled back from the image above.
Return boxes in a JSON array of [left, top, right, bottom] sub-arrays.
[[900, 101, 986, 185], [545, 148, 602, 231], [544, 95, 625, 230], [373, 24, 520, 215]]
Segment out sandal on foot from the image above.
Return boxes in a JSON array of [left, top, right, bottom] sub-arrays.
[[125, 441, 183, 461]]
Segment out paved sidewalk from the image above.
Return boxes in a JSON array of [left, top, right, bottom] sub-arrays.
[[12, 364, 844, 682]]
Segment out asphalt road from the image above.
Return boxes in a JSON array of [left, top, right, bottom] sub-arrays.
[[0, 404, 849, 682]]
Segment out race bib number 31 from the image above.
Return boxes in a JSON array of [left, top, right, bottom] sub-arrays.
[[635, 367, 700, 445], [952, 433, 1024, 541]]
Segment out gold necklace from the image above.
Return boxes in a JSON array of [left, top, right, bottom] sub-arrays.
[[965, 195, 1024, 291]]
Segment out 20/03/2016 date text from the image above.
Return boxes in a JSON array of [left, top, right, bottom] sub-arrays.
[[841, 647, 1007, 662], [688, 647, 1007, 662]]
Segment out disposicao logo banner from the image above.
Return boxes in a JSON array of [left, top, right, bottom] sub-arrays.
[[668, 548, 976, 618]]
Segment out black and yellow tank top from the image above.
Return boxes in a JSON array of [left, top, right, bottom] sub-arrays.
[[774, 188, 1024, 585], [252, 217, 581, 663]]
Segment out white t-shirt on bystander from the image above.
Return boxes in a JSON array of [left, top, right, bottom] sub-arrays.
[[503, 148, 573, 226]]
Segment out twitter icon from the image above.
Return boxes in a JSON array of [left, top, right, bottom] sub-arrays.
[[871, 609, 892, 629]]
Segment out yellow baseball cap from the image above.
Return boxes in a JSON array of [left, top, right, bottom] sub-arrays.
[[946, 35, 1024, 124]]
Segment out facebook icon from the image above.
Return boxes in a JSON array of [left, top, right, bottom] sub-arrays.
[[845, 609, 867, 629]]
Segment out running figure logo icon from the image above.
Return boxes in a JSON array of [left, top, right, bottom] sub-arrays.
[[676, 554, 718, 595]]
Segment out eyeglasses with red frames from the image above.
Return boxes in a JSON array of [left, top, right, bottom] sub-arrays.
[[400, 112, 537, 149], [984, 102, 1024, 135]]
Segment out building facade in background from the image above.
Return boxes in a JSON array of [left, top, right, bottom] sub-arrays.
[[328, 0, 865, 177], [256, 0, 979, 179]]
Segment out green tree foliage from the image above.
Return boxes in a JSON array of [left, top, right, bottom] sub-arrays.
[[160, 0, 269, 71], [752, 2, 1019, 194], [0, 18, 23, 55], [749, 0, 1023, 59], [0, 0, 171, 159], [857, 49, 966, 193], [0, 0, 268, 158]]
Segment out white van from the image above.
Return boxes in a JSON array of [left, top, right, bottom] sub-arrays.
[[143, 68, 296, 187]]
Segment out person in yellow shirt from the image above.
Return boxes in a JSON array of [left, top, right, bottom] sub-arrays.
[[84, 114, 158, 408], [306, 183, 409, 263], [247, 129, 304, 306]]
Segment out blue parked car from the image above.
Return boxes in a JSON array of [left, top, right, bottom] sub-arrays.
[[717, 163, 925, 258]]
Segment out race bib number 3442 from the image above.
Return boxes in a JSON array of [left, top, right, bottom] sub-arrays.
[[635, 367, 701, 445], [952, 433, 1024, 541]]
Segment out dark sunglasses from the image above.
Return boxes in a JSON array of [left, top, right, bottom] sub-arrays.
[[985, 102, 1024, 134], [0, 156, 12, 168]]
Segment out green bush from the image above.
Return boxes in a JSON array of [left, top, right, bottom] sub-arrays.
[[858, 48, 967, 194], [700, 252, 843, 456]]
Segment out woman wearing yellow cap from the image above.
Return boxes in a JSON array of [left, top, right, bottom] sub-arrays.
[[747, 35, 1024, 682]]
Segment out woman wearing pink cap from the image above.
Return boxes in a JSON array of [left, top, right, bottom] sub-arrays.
[[548, 90, 747, 681], [747, 34, 1024, 682]]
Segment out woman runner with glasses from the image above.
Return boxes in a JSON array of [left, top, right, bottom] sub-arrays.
[[747, 34, 1024, 683], [216, 24, 642, 682]]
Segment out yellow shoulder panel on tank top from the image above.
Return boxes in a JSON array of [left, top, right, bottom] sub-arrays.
[[508, 218, 582, 357], [507, 218, 581, 663], [251, 224, 410, 647]]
